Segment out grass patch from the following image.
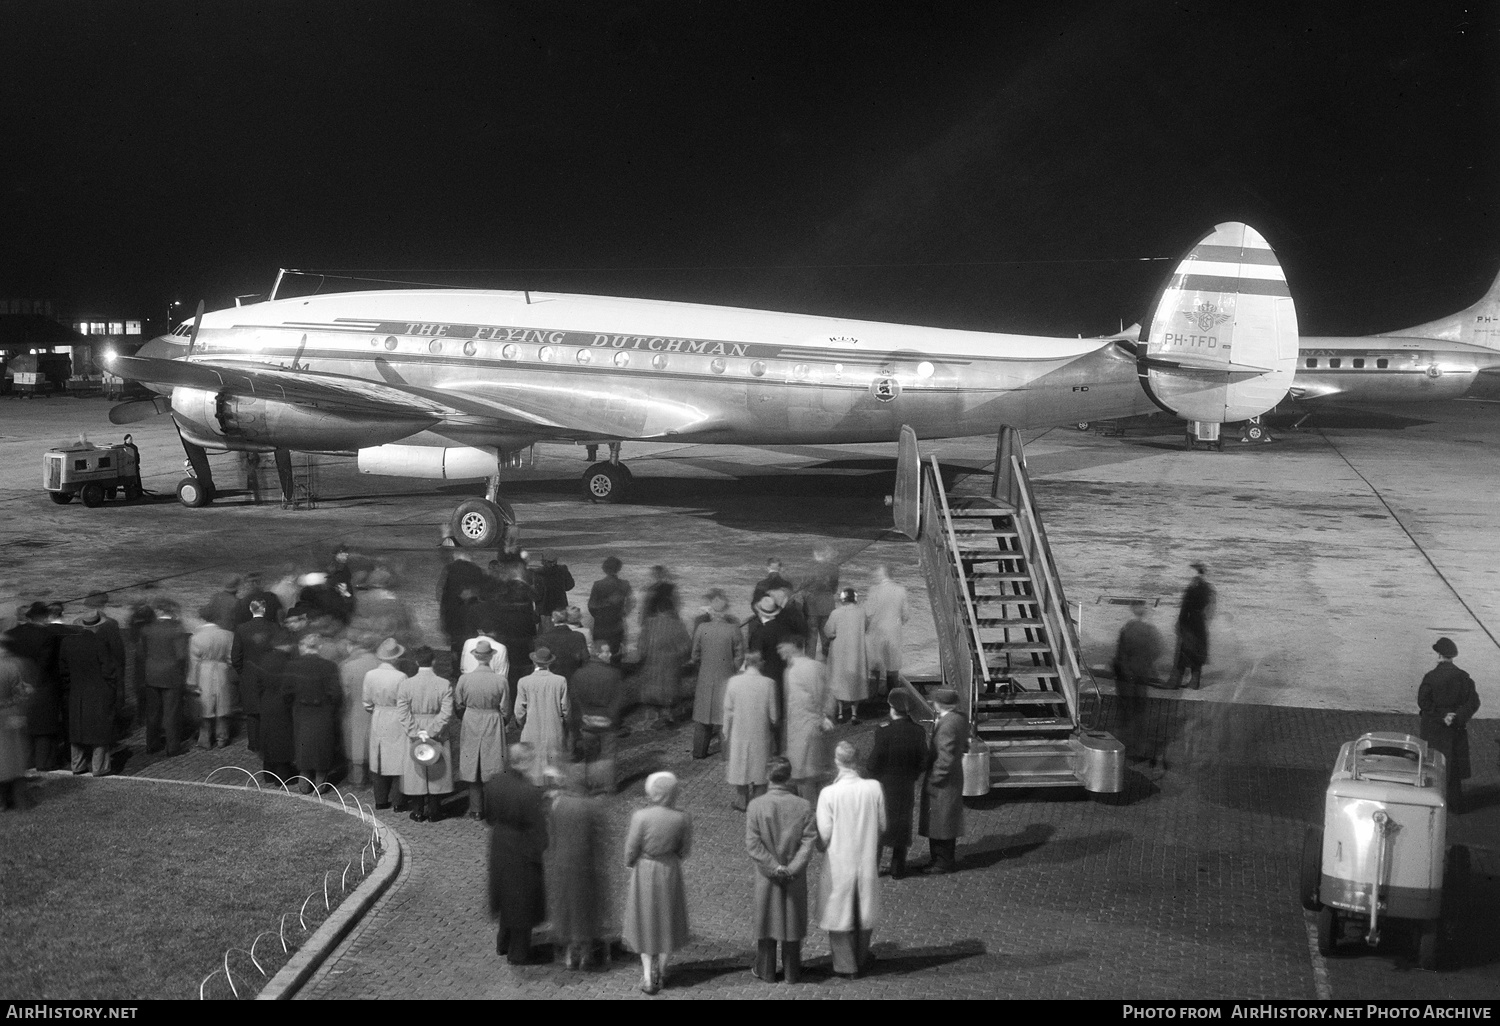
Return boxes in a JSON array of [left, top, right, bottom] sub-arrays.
[[0, 775, 373, 999]]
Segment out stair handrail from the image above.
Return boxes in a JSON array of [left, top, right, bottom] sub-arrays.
[[1010, 453, 1082, 726], [929, 454, 992, 691], [915, 464, 974, 715]]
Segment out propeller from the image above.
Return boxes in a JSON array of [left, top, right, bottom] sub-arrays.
[[106, 298, 204, 425], [185, 300, 205, 359]]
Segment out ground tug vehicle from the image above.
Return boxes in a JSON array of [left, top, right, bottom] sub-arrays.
[[42, 436, 142, 507], [1301, 732, 1467, 970]]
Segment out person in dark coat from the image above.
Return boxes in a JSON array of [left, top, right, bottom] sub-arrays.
[[4, 602, 69, 770], [198, 576, 242, 631], [492, 574, 539, 694], [139, 601, 190, 757], [1113, 601, 1166, 766], [587, 556, 632, 666], [1167, 562, 1215, 690], [59, 613, 120, 776], [257, 636, 298, 781], [536, 610, 589, 681], [751, 557, 796, 612], [1418, 636, 1481, 808], [864, 689, 928, 878], [568, 641, 625, 795], [231, 572, 284, 629], [486, 743, 550, 965], [746, 594, 802, 744], [287, 634, 342, 792], [232, 598, 289, 753], [918, 687, 969, 875], [439, 552, 487, 656], [744, 756, 818, 983], [534, 554, 575, 624], [549, 767, 610, 969]]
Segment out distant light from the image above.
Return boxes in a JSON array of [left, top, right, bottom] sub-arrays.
[[102, 348, 117, 366]]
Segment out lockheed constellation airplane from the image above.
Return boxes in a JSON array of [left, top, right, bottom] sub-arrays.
[[106, 222, 1298, 546]]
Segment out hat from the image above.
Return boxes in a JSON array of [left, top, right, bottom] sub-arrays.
[[888, 690, 910, 714], [298, 572, 327, 588], [1190, 562, 1207, 573], [645, 771, 679, 806], [931, 687, 960, 706], [756, 594, 781, 614], [472, 639, 496, 658], [1433, 637, 1458, 659], [412, 741, 443, 767], [83, 591, 110, 608], [530, 646, 555, 666], [375, 638, 405, 661], [24, 601, 49, 620], [79, 610, 102, 626]]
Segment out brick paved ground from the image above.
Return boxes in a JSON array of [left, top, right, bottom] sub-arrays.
[[114, 697, 1491, 1000]]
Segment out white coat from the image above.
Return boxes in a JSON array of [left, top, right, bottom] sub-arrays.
[[514, 668, 568, 783], [863, 579, 909, 675], [363, 660, 409, 775], [816, 767, 886, 933], [460, 636, 510, 678]]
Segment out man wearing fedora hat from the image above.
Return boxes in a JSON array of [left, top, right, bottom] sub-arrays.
[[456, 638, 510, 819], [59, 607, 120, 776], [865, 689, 928, 878], [397, 646, 455, 822], [363, 638, 411, 810], [918, 687, 969, 875], [747, 591, 802, 747], [515, 646, 569, 785], [5, 601, 70, 770], [1419, 637, 1480, 809]]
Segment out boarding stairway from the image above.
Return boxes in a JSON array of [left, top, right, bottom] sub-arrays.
[[892, 425, 1121, 793]]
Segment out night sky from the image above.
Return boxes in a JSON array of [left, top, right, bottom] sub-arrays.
[[4, 1, 1496, 337]]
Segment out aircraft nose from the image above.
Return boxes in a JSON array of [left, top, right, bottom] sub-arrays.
[[133, 334, 188, 360]]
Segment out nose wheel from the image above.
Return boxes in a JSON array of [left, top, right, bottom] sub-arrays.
[[582, 461, 631, 503]]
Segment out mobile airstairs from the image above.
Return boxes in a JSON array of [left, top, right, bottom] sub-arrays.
[[891, 425, 1123, 794]]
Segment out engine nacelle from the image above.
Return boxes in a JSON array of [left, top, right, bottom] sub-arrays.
[[357, 443, 498, 480], [171, 387, 435, 451]]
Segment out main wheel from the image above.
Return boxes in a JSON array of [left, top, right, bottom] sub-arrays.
[[450, 498, 504, 548], [1417, 921, 1439, 970], [1316, 906, 1337, 956], [1300, 826, 1323, 911], [176, 476, 212, 508], [582, 462, 628, 503], [1076, 422, 1091, 432], [48, 491, 73, 505], [1246, 424, 1266, 442], [80, 482, 105, 508]]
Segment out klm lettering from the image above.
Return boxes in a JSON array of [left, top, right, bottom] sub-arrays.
[[591, 334, 749, 357], [1161, 333, 1217, 348]]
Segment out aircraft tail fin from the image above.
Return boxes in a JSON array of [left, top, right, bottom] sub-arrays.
[[1384, 263, 1500, 350], [1138, 222, 1299, 423]]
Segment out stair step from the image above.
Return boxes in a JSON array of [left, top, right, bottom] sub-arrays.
[[976, 716, 1075, 733], [980, 641, 1053, 653], [956, 549, 1026, 559], [988, 772, 1085, 789], [987, 737, 1078, 753], [948, 525, 1018, 536], [966, 572, 1033, 582], [998, 669, 1063, 680], [975, 691, 1068, 706], [947, 504, 1013, 516], [975, 617, 1044, 628]]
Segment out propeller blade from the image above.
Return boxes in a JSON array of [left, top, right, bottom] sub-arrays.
[[186, 300, 205, 358], [108, 397, 172, 425]]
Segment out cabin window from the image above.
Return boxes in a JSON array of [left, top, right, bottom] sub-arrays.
[[1329, 358, 1342, 369], [651, 354, 668, 370], [97, 457, 111, 469], [428, 340, 443, 354], [1305, 359, 1318, 368], [576, 349, 592, 365], [710, 358, 726, 374], [501, 344, 518, 360], [750, 361, 766, 377], [538, 346, 555, 362], [1353, 358, 1365, 369], [74, 459, 88, 471], [793, 363, 810, 379], [463, 342, 477, 357], [384, 337, 398, 351], [613, 351, 630, 367], [1377, 358, 1389, 369]]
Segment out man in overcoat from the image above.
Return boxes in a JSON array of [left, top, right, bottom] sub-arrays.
[[455, 639, 510, 818], [690, 589, 742, 759], [1167, 562, 1215, 690], [139, 601, 190, 757], [59, 612, 119, 776], [863, 565, 908, 696], [5, 602, 68, 770], [918, 687, 969, 875], [233, 598, 288, 753], [486, 743, 549, 965], [816, 740, 886, 978], [865, 689, 928, 878], [568, 641, 624, 795], [744, 756, 818, 983], [723, 652, 778, 811], [587, 556, 632, 665], [536, 609, 589, 681], [1418, 636, 1481, 808]]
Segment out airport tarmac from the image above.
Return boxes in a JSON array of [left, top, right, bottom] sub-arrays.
[[1, 393, 1497, 1000]]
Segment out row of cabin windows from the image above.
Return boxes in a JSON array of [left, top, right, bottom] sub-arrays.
[[1305, 357, 1389, 370]]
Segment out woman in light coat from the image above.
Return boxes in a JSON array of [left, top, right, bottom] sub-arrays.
[[623, 771, 693, 994], [396, 645, 455, 822], [824, 588, 870, 723]]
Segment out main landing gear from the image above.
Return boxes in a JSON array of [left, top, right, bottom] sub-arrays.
[[581, 442, 632, 504], [174, 434, 298, 508], [444, 475, 517, 549]]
